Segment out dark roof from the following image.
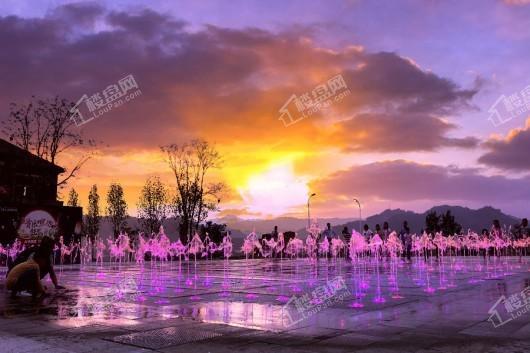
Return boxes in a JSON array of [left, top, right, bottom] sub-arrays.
[[0, 138, 65, 174]]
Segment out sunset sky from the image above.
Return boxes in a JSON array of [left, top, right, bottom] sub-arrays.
[[1, 0, 530, 219]]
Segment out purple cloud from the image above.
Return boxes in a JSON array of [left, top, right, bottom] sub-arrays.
[[311, 160, 530, 203], [0, 4, 480, 153], [479, 119, 530, 170]]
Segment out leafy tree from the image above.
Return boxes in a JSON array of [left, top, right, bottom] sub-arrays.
[[137, 176, 169, 234], [440, 210, 462, 236], [67, 188, 79, 207], [106, 183, 128, 237], [161, 140, 225, 243], [199, 221, 227, 244], [425, 211, 440, 234], [1, 96, 96, 189], [86, 185, 101, 240]]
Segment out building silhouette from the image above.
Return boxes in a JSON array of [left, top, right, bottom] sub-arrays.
[[0, 138, 82, 245]]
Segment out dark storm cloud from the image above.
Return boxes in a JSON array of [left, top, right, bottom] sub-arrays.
[[478, 120, 530, 170], [106, 9, 186, 39], [327, 51, 479, 152], [340, 52, 478, 115], [0, 4, 478, 152], [334, 113, 478, 152], [311, 160, 530, 203], [0, 5, 262, 145], [50, 2, 104, 27]]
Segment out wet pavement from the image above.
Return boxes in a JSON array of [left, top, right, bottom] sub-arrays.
[[1, 256, 530, 352]]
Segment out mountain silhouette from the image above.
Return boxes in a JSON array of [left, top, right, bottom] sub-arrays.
[[329, 205, 520, 235], [92, 205, 521, 250]]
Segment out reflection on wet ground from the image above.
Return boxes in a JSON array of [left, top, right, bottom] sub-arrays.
[[1, 257, 530, 352]]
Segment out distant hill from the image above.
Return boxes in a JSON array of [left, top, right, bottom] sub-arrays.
[[329, 205, 520, 235], [216, 216, 354, 250], [91, 205, 520, 246], [215, 216, 354, 235]]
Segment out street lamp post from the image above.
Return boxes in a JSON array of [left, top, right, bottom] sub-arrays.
[[307, 193, 316, 228], [353, 198, 362, 232]]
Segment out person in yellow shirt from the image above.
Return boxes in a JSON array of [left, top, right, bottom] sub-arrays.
[[7, 237, 64, 290], [6, 246, 50, 298]]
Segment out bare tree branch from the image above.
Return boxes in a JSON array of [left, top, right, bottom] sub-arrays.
[[2, 95, 97, 191], [161, 140, 225, 243]]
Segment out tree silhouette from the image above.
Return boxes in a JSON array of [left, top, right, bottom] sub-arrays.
[[137, 176, 169, 234], [86, 185, 101, 240], [106, 183, 128, 237], [1, 96, 96, 189], [199, 221, 227, 244], [425, 211, 440, 234], [440, 210, 462, 236], [161, 140, 225, 243], [425, 210, 461, 236], [66, 188, 79, 207]]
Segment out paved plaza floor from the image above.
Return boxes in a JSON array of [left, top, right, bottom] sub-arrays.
[[1, 256, 529, 352]]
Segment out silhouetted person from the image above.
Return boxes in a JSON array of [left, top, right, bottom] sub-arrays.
[[373, 224, 383, 257], [341, 226, 350, 258], [322, 223, 336, 242], [400, 221, 412, 262], [491, 219, 502, 239], [271, 226, 279, 241], [481, 228, 491, 259], [362, 224, 373, 239], [382, 222, 391, 241], [491, 219, 505, 257], [342, 226, 350, 243]]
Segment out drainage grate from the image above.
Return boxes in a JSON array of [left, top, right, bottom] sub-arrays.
[[112, 326, 222, 349]]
